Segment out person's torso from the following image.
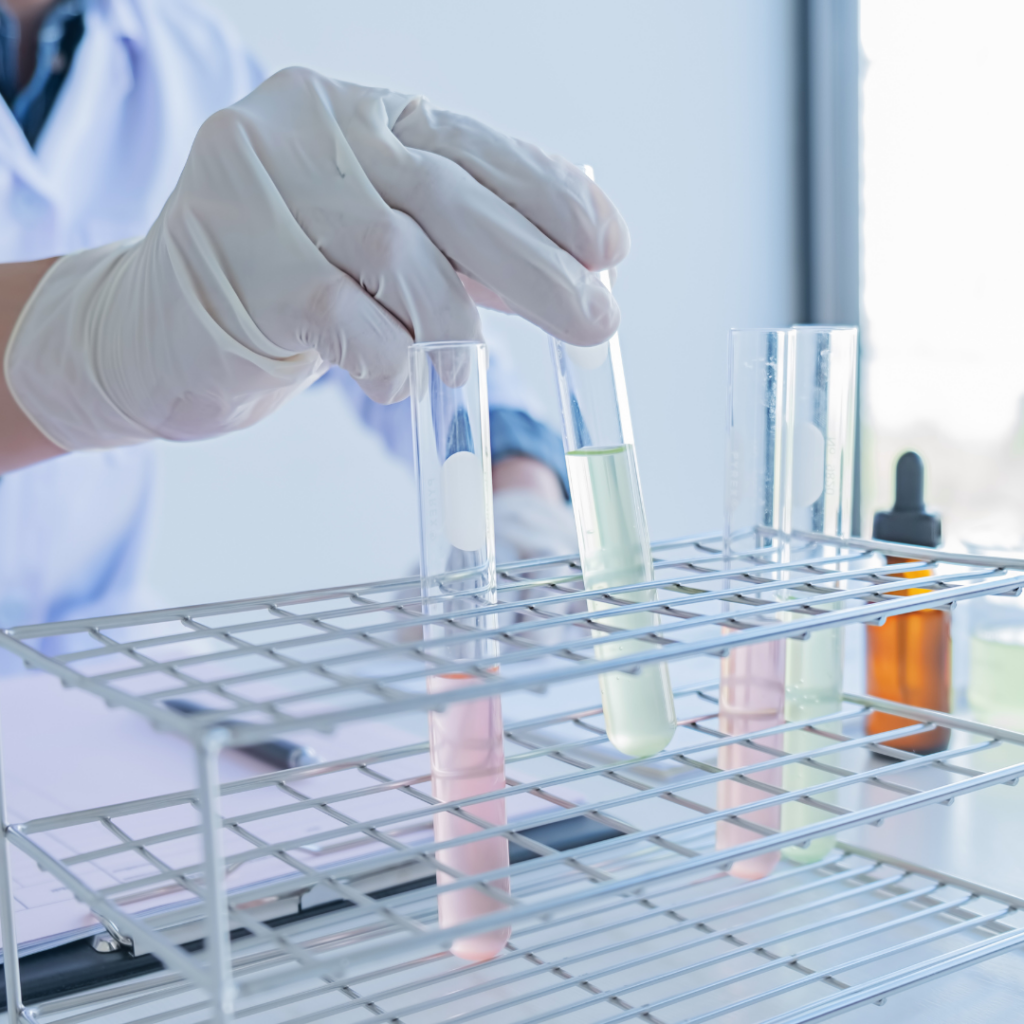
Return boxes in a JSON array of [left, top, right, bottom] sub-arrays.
[[0, 0, 261, 642]]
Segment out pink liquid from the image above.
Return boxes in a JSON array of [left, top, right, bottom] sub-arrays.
[[429, 673, 510, 961], [716, 640, 785, 880]]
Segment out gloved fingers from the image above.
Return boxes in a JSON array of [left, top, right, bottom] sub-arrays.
[[457, 273, 512, 314], [424, 343, 473, 390], [392, 100, 630, 272], [315, 206, 484, 348], [294, 265, 469, 401], [363, 144, 620, 347], [323, 85, 619, 346], [302, 266, 417, 404], [233, 71, 484, 351]]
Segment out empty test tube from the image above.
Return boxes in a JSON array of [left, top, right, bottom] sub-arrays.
[[549, 331, 676, 758], [410, 341, 510, 962]]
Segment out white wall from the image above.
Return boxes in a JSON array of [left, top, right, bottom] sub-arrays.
[[145, 0, 804, 607]]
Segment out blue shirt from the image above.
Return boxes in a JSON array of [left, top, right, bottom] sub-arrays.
[[0, 0, 84, 147]]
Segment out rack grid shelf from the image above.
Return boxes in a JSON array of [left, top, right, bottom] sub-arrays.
[[0, 532, 1022, 1023]]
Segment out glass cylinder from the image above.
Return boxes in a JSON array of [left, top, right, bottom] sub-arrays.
[[409, 341, 509, 962], [719, 328, 794, 879], [782, 325, 858, 864], [549, 334, 676, 758], [724, 328, 796, 552], [788, 325, 859, 539]]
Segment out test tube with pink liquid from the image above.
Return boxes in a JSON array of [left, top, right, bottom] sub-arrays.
[[410, 341, 510, 962], [717, 328, 795, 880], [717, 640, 785, 879]]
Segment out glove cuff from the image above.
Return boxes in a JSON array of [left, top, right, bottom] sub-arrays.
[[6, 239, 327, 452], [4, 243, 155, 451]]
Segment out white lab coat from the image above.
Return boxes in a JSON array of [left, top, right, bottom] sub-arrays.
[[0, 0, 545, 664]]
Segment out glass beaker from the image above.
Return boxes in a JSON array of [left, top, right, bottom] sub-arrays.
[[549, 331, 676, 758], [410, 341, 509, 962]]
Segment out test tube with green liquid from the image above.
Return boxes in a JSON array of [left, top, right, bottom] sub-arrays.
[[781, 325, 857, 864], [549, 330, 676, 758]]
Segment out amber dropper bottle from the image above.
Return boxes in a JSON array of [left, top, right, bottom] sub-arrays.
[[866, 452, 951, 754]]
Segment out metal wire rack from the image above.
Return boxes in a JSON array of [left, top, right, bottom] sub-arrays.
[[0, 531, 1022, 1024]]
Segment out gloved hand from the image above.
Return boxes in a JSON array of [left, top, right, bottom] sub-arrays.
[[5, 68, 628, 451]]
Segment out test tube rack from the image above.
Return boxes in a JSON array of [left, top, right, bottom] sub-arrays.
[[0, 531, 1023, 1024]]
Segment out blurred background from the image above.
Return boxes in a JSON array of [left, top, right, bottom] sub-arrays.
[[144, 0, 1024, 610]]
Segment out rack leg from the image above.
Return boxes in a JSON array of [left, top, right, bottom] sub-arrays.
[[0, 691, 23, 1021], [197, 731, 234, 1023]]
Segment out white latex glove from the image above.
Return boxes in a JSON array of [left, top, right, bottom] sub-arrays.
[[493, 489, 578, 565], [5, 68, 628, 451]]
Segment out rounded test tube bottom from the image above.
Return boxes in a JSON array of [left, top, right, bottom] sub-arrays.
[[781, 628, 844, 863], [597, 606, 677, 758]]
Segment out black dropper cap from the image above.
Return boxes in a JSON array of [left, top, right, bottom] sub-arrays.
[[872, 452, 941, 547]]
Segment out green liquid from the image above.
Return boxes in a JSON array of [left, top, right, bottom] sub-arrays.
[[565, 445, 676, 757], [969, 628, 1024, 732], [782, 628, 843, 863]]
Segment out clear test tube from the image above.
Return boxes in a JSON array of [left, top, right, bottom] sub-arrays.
[[781, 326, 858, 864], [718, 328, 795, 880], [409, 341, 510, 962], [549, 333, 676, 758]]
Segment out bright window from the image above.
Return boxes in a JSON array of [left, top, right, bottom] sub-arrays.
[[861, 0, 1024, 545]]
